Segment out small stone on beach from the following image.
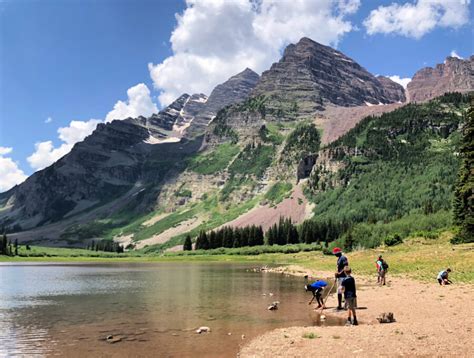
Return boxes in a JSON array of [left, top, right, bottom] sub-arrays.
[[196, 326, 211, 334]]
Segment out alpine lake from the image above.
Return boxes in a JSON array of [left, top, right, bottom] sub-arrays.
[[0, 262, 344, 357]]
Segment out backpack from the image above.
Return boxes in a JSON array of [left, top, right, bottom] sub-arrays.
[[382, 260, 389, 270]]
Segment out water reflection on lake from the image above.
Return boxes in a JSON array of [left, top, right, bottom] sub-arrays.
[[0, 262, 343, 357]]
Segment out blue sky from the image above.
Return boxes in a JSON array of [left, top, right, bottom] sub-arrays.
[[0, 0, 472, 191]]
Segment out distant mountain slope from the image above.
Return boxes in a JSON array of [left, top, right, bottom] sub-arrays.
[[407, 56, 473, 102], [306, 92, 470, 247], [0, 69, 260, 233], [252, 37, 405, 115]]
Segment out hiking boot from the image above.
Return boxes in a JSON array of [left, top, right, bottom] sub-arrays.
[[352, 319, 359, 326], [336, 306, 344, 311], [345, 318, 352, 326]]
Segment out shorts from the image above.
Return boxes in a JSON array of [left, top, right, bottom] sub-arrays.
[[378, 270, 386, 278], [337, 278, 345, 294], [346, 297, 356, 310]]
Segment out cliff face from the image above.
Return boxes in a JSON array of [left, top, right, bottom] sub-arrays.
[[252, 37, 405, 115], [376, 76, 406, 103], [186, 68, 260, 136], [407, 56, 474, 102], [0, 69, 260, 232]]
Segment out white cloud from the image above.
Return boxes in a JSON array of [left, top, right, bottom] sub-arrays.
[[57, 119, 102, 145], [45, 116, 53, 124], [450, 50, 463, 59], [364, 0, 471, 39], [105, 83, 158, 122], [0, 147, 27, 192], [0, 146, 13, 156], [27, 83, 157, 171], [149, 0, 361, 106], [27, 141, 73, 171], [27, 119, 102, 170], [388, 75, 412, 88]]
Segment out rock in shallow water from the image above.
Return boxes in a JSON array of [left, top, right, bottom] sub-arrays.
[[196, 326, 211, 334], [106, 335, 122, 344]]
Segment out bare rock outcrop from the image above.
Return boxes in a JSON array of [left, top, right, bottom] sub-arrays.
[[407, 56, 473, 102]]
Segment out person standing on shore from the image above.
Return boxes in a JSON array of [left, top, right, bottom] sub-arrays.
[[341, 267, 358, 326], [376, 255, 387, 286], [333, 247, 348, 310]]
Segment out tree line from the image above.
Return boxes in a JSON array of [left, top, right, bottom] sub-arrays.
[[182, 217, 348, 251], [85, 239, 124, 253], [453, 100, 473, 243], [185, 225, 265, 251], [0, 233, 22, 256]]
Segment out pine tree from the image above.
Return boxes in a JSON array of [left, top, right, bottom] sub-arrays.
[[183, 235, 193, 251], [247, 226, 255, 246], [233, 229, 242, 248], [453, 104, 474, 243], [215, 229, 224, 248], [208, 231, 216, 249], [223, 227, 234, 248], [0, 233, 6, 255], [288, 225, 299, 244], [241, 227, 250, 247], [267, 224, 276, 245], [195, 231, 210, 250], [255, 226, 264, 246]]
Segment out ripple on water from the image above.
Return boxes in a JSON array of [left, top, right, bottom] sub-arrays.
[[0, 316, 53, 357]]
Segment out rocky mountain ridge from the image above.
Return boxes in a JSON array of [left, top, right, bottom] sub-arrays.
[[0, 69, 260, 232], [407, 56, 473, 102], [1, 37, 472, 248], [252, 37, 405, 115]]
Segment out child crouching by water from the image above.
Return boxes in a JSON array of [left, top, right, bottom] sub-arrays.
[[341, 267, 358, 326], [305, 279, 328, 308]]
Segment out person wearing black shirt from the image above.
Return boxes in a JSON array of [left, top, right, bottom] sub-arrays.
[[333, 247, 349, 310], [341, 266, 358, 326]]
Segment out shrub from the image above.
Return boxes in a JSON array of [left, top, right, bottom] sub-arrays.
[[385, 234, 403, 246], [302, 332, 319, 339]]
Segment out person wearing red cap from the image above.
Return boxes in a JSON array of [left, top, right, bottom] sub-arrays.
[[333, 247, 349, 310]]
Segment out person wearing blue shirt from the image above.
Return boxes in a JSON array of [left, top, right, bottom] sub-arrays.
[[305, 279, 328, 308], [333, 247, 349, 310], [437, 268, 452, 285]]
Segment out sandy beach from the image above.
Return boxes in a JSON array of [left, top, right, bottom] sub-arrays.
[[240, 268, 474, 357]]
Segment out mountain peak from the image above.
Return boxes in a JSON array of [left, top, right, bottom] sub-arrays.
[[200, 68, 260, 116], [253, 37, 405, 113], [240, 67, 258, 76]]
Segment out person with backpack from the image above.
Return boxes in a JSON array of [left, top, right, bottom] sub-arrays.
[[376, 255, 388, 286], [333, 247, 349, 310]]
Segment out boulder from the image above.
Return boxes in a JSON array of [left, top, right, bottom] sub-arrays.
[[377, 312, 396, 323]]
